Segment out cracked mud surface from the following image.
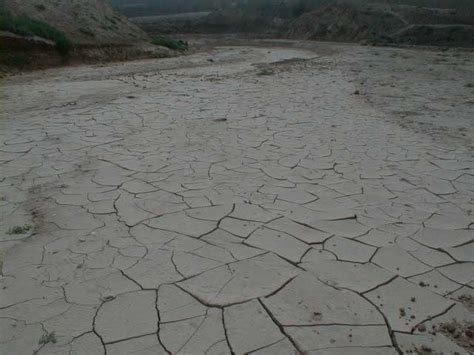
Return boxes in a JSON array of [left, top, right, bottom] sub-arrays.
[[1, 41, 473, 354]]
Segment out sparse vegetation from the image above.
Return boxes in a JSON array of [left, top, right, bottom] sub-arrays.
[[6, 224, 32, 235], [437, 320, 474, 352], [38, 332, 57, 345], [151, 36, 188, 51], [0, 7, 72, 55], [458, 294, 474, 311]]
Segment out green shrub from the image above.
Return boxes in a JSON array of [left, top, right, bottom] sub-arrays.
[[257, 68, 274, 76], [6, 224, 32, 235], [38, 332, 57, 345], [151, 36, 188, 51], [0, 7, 72, 55]]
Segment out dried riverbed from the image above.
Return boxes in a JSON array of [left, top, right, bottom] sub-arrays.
[[1, 40, 473, 354]]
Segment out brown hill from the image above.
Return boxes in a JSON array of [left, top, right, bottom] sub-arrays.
[[286, 3, 474, 47], [287, 3, 406, 42]]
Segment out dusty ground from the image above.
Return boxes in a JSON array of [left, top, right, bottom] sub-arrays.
[[0, 40, 473, 354]]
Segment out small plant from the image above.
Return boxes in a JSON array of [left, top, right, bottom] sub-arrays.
[[257, 68, 274, 76], [151, 36, 188, 51], [6, 224, 32, 235], [466, 83, 474, 88], [38, 331, 57, 345]]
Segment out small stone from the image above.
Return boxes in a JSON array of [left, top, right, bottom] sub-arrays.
[[418, 324, 427, 332], [312, 312, 322, 320], [420, 345, 432, 352], [446, 324, 456, 334]]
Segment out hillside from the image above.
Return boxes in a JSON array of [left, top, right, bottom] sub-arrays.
[[0, 0, 181, 70], [124, 1, 474, 48], [287, 3, 474, 47], [2, 0, 148, 45]]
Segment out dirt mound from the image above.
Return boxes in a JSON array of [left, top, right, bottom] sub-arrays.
[[287, 3, 474, 48], [3, 0, 148, 45]]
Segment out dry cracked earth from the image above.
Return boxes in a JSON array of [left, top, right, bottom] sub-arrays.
[[0, 41, 473, 355]]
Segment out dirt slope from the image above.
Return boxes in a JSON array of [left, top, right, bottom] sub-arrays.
[[2, 0, 148, 46]]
